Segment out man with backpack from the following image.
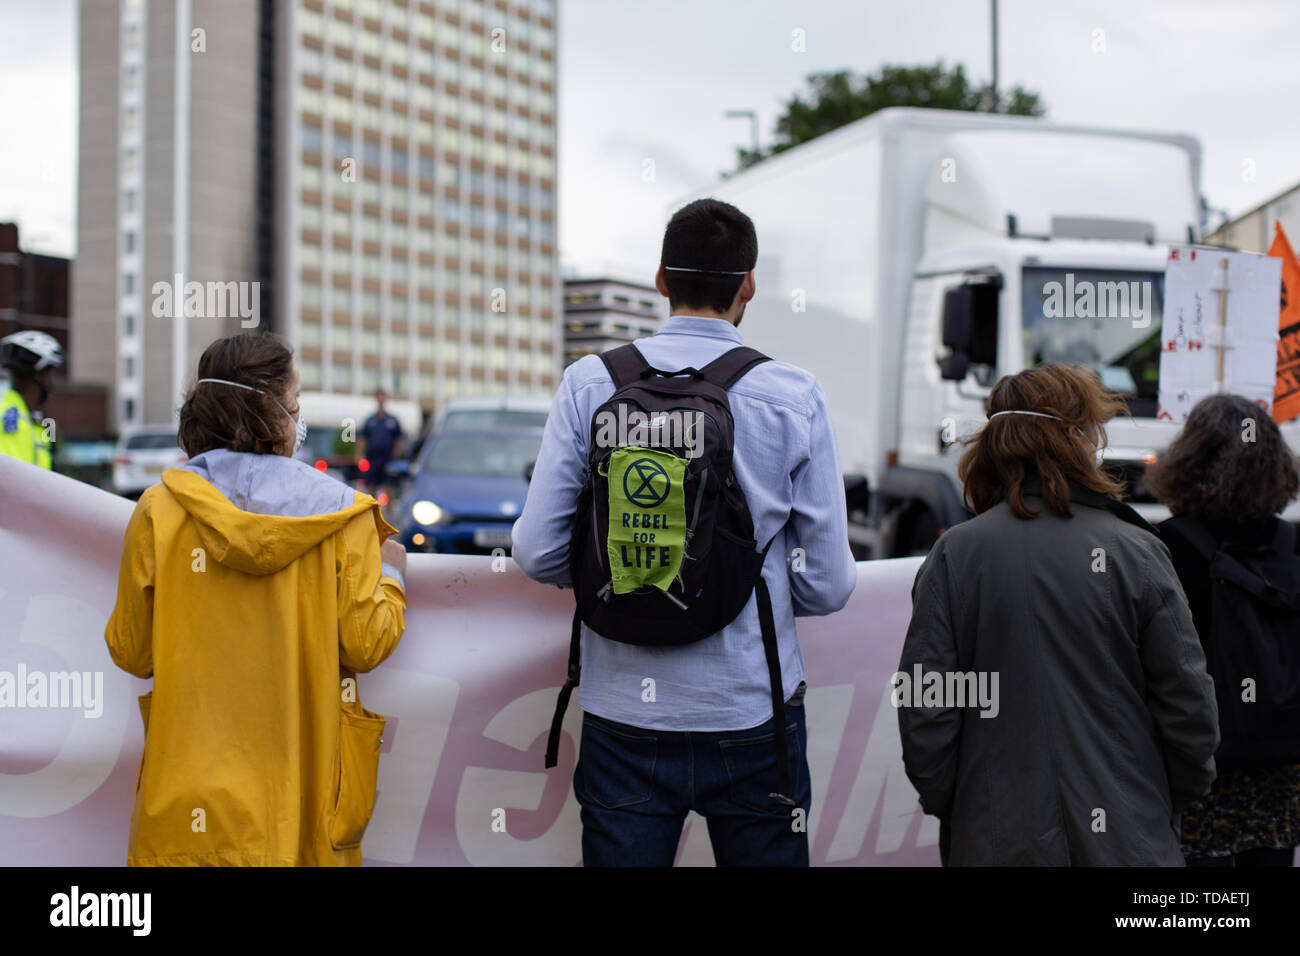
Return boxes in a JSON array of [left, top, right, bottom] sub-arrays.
[[511, 199, 857, 866]]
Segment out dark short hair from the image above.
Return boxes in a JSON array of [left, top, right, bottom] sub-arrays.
[[1146, 393, 1299, 522], [178, 332, 296, 457], [959, 363, 1127, 519], [660, 198, 757, 314]]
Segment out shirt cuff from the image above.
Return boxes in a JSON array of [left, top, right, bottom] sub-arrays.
[[380, 562, 406, 590]]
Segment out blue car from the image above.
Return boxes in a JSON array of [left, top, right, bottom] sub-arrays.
[[396, 427, 543, 555]]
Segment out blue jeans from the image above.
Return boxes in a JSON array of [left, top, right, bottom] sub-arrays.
[[573, 684, 811, 866]]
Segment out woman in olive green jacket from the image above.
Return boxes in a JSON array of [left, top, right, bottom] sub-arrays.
[[898, 364, 1219, 866]]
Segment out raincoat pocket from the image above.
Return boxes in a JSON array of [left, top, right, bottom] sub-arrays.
[[135, 692, 152, 795], [328, 706, 386, 849]]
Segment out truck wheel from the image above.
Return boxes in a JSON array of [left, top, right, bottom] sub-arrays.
[[895, 507, 940, 557]]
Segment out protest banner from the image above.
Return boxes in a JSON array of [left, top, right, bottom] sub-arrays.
[[0, 454, 937, 866]]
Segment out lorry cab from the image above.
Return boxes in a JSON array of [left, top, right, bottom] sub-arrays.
[[900, 238, 1181, 532], [892, 126, 1228, 550], [680, 107, 1297, 558]]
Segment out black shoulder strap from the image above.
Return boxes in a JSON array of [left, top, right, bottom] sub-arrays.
[[699, 346, 771, 390], [1162, 516, 1220, 563], [599, 344, 650, 389], [1273, 519, 1297, 557], [544, 607, 583, 770], [756, 570, 795, 808]]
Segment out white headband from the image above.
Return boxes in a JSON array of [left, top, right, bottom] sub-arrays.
[[662, 266, 749, 275], [197, 377, 267, 395], [988, 410, 1065, 422]]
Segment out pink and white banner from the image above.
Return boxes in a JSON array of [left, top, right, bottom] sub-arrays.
[[0, 454, 937, 866]]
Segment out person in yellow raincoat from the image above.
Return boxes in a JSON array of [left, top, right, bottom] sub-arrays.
[[105, 331, 408, 866]]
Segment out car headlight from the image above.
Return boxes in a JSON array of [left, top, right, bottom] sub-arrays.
[[411, 499, 444, 525]]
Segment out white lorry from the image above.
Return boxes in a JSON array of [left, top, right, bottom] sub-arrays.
[[682, 106, 1298, 556]]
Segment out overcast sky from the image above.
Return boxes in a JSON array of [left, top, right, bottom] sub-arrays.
[[2, 0, 1297, 281]]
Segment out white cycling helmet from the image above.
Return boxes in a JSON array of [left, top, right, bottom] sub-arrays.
[[1, 330, 64, 375]]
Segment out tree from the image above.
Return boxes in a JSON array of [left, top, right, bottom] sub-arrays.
[[733, 62, 1046, 172]]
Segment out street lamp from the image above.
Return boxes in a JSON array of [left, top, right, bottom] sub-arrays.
[[725, 109, 759, 157]]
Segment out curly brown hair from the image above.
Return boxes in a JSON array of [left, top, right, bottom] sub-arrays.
[[959, 363, 1128, 519], [178, 332, 298, 458], [1145, 393, 1299, 522]]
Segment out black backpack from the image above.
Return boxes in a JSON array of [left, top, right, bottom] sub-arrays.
[[1164, 516, 1300, 769], [543, 343, 798, 806]]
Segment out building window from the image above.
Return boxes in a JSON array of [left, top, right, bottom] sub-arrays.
[[301, 360, 322, 388], [124, 356, 134, 378], [124, 397, 135, 421], [123, 273, 134, 295], [124, 313, 135, 335], [301, 122, 323, 152], [124, 231, 135, 254]]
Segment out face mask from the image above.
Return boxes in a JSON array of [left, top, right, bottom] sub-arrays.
[[987, 409, 1105, 466], [197, 377, 306, 455]]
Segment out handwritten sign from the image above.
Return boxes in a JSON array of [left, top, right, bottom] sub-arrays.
[[1157, 245, 1282, 423]]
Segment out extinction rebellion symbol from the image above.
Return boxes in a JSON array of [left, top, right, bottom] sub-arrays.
[[623, 457, 670, 508]]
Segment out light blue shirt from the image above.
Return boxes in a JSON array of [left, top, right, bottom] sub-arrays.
[[510, 314, 856, 731]]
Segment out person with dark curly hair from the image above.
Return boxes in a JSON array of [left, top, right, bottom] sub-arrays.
[[1147, 393, 1300, 867]]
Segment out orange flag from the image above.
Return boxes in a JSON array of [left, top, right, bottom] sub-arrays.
[[1272, 222, 1300, 423]]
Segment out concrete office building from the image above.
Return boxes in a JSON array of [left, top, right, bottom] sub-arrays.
[[561, 276, 663, 367], [76, 0, 559, 432], [75, 0, 263, 430]]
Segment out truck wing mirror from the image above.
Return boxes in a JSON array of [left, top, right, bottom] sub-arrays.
[[938, 352, 970, 381], [939, 277, 1000, 381], [942, 287, 975, 352]]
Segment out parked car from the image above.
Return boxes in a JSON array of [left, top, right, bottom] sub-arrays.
[[434, 396, 550, 432], [396, 426, 543, 554], [113, 425, 187, 498]]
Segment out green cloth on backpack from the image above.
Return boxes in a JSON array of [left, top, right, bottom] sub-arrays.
[[605, 446, 687, 594]]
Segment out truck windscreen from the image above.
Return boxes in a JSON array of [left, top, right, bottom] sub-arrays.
[[1022, 267, 1165, 417]]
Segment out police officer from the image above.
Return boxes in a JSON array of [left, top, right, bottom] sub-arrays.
[[1, 330, 63, 469], [357, 388, 404, 496]]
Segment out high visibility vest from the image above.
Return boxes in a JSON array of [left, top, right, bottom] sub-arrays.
[[0, 388, 52, 470]]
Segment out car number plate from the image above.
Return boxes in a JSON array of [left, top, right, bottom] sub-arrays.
[[473, 528, 514, 548]]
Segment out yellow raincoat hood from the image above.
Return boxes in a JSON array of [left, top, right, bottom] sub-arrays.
[[160, 467, 395, 575], [105, 450, 407, 867]]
